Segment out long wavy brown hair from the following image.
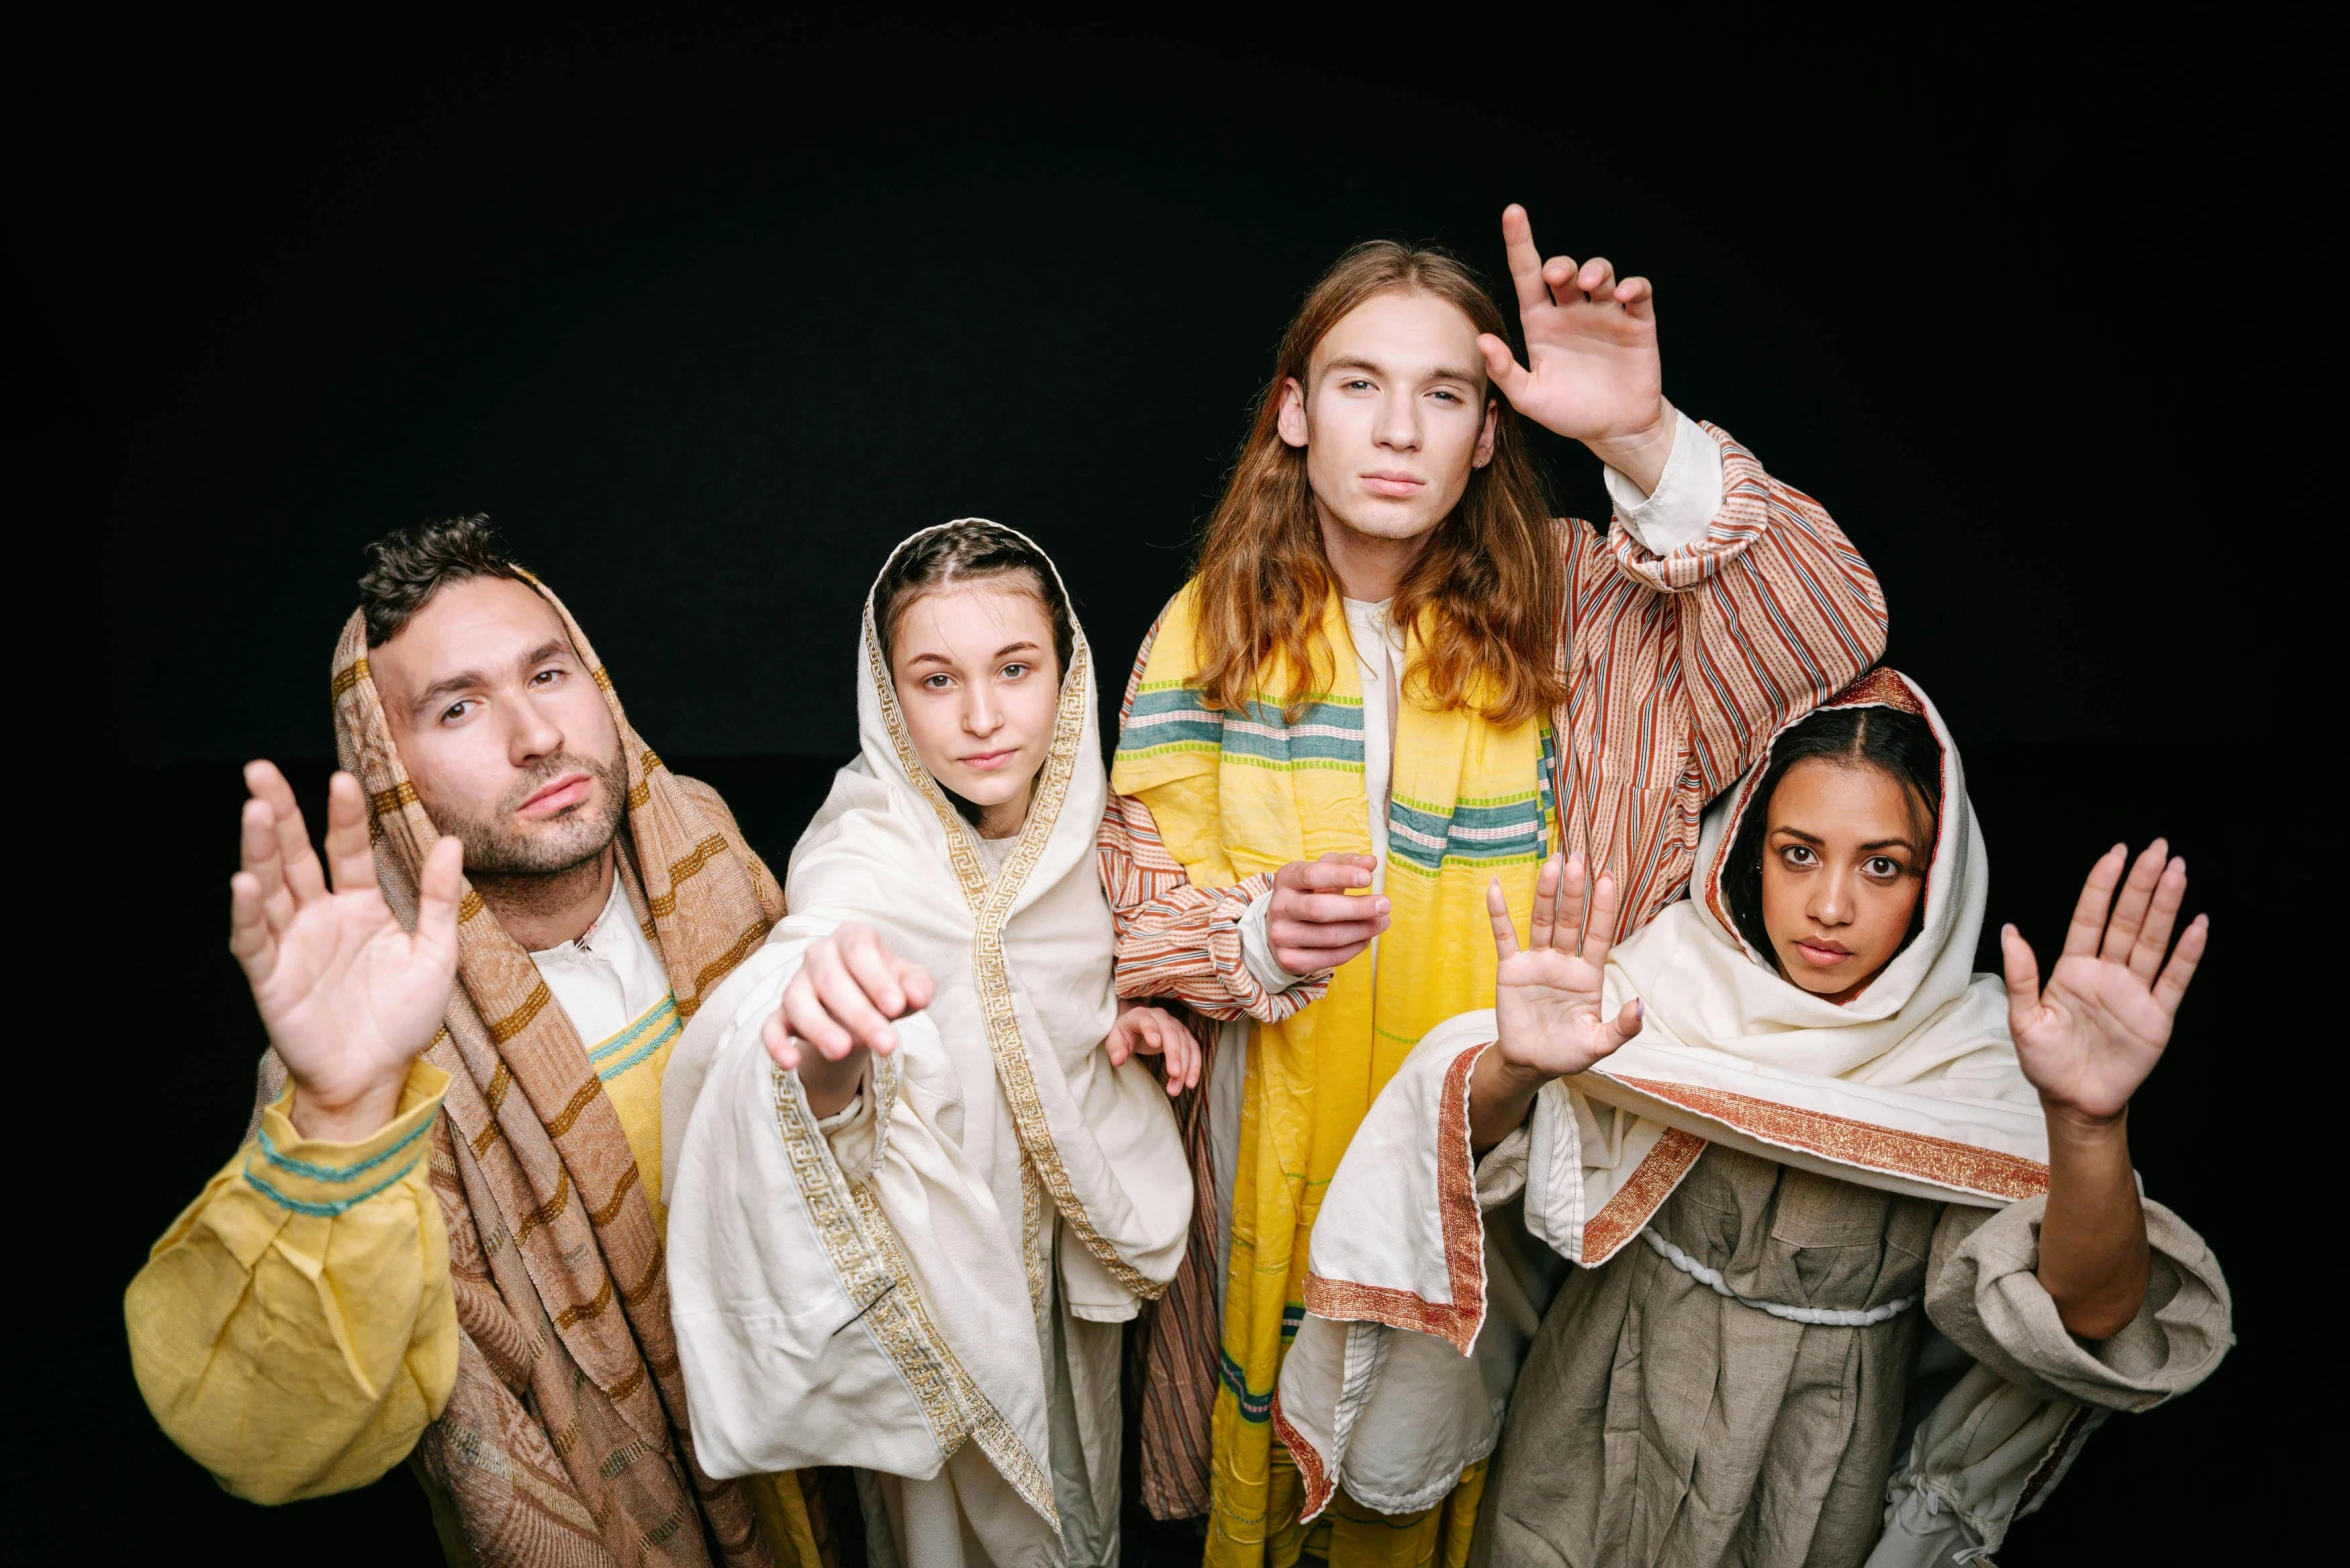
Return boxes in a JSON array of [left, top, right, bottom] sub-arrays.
[[1188, 241, 1566, 726]]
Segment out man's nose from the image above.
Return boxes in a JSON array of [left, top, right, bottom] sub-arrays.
[[1374, 391, 1421, 451], [509, 696, 564, 763]]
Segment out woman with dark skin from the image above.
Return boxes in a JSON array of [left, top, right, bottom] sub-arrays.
[[1280, 675, 2233, 1568]]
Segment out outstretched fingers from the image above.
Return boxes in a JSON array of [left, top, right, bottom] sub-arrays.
[[1486, 876, 1522, 960], [413, 836, 465, 964], [1594, 998, 1644, 1061], [1998, 923, 2042, 1025], [2098, 840, 2169, 967], [2150, 913, 2210, 1020], [2061, 845, 2129, 960], [1578, 872, 1623, 968], [1475, 333, 1532, 404], [1527, 855, 1562, 951], [241, 797, 297, 935], [323, 772, 376, 893], [2124, 853, 2187, 983], [1498, 204, 1552, 317], [228, 871, 276, 985], [246, 761, 327, 903]]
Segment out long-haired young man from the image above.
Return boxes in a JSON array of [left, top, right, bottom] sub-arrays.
[[1103, 206, 1890, 1564]]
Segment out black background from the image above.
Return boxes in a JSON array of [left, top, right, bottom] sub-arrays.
[[7, 9, 2313, 1561]]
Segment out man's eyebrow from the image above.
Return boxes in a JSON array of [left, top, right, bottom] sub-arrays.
[[409, 640, 573, 718], [411, 670, 489, 718], [1322, 355, 1484, 386]]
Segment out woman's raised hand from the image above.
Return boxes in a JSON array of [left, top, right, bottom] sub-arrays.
[[2003, 841, 2207, 1124], [763, 921, 935, 1115], [1489, 854, 1644, 1081], [1104, 1001, 1202, 1096], [229, 762, 464, 1143]]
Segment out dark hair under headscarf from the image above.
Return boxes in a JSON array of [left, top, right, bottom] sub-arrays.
[[1719, 703, 1943, 971]]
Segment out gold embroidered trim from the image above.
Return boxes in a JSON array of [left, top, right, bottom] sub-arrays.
[[330, 658, 370, 700], [766, 1062, 1060, 1530]]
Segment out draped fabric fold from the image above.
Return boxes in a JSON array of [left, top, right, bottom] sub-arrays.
[[663, 522, 1192, 1566], [315, 575, 792, 1567]]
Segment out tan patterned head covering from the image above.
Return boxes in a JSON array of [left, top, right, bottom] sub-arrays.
[[317, 569, 791, 1567]]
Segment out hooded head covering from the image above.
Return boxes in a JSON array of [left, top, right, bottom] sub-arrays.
[[1292, 670, 2051, 1364], [661, 523, 1191, 1552], [311, 572, 786, 1568]]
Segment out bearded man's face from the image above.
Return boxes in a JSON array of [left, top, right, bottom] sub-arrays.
[[369, 576, 628, 879]]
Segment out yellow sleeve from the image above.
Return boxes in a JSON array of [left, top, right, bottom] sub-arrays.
[[125, 1059, 460, 1504]]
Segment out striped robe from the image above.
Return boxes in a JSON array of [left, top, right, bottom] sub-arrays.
[[1099, 424, 1890, 1524]]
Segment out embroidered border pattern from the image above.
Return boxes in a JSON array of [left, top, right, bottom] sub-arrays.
[[863, 594, 1167, 1302], [1298, 1042, 1490, 1355], [1270, 1395, 1334, 1521], [1608, 1076, 2049, 1202], [1582, 1127, 1707, 1264]]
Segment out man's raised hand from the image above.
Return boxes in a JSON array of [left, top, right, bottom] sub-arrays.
[[1477, 204, 1674, 492], [229, 762, 463, 1143], [1266, 852, 1390, 976], [762, 921, 935, 1118], [2003, 841, 2207, 1126], [1489, 854, 1643, 1081]]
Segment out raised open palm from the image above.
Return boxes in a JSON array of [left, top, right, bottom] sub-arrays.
[[229, 762, 463, 1138], [2002, 840, 2207, 1123], [1476, 204, 1665, 448], [1489, 854, 1644, 1079]]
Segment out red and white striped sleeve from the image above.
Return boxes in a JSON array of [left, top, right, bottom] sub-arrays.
[[1559, 422, 1890, 927], [1096, 618, 1327, 1024]]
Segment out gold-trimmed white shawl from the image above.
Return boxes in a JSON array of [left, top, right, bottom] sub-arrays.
[[660, 522, 1192, 1555]]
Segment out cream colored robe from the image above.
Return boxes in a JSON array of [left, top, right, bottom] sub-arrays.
[[662, 524, 1193, 1567], [1278, 671, 2234, 1566]]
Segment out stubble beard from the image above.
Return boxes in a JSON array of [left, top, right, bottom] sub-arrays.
[[442, 740, 630, 881]]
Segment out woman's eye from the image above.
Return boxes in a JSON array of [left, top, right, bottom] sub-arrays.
[[923, 674, 953, 690], [1000, 663, 1028, 680], [1780, 845, 1815, 867], [1866, 856, 1902, 879]]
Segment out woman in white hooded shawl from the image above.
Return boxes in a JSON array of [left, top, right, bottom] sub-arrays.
[[1274, 669, 2232, 1567], [661, 522, 1197, 1568]]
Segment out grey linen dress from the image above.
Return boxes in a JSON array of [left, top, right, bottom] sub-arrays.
[[1469, 1146, 2231, 1568]]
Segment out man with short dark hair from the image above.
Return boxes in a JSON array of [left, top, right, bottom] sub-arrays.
[[126, 517, 829, 1568]]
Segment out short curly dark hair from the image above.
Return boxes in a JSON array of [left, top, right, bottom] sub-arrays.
[[357, 513, 527, 646]]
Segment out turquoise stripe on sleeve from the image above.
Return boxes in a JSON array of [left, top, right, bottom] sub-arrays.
[[242, 1149, 430, 1218], [254, 1108, 438, 1184]]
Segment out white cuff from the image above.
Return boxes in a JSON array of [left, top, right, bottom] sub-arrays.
[[1240, 893, 1309, 994], [1604, 411, 1722, 555]]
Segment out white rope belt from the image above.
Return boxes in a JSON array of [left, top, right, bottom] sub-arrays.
[[1639, 1228, 1916, 1327]]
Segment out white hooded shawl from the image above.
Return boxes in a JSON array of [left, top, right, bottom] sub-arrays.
[[1275, 670, 2143, 1559], [661, 524, 1192, 1560]]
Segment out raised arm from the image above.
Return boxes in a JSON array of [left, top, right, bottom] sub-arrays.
[[125, 762, 465, 1501], [1482, 203, 1889, 797]]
